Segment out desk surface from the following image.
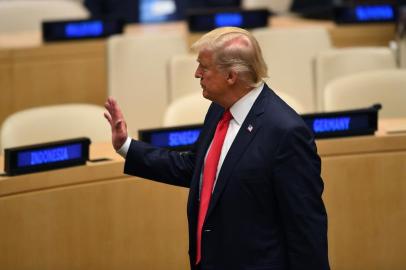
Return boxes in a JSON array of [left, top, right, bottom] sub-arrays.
[[0, 142, 123, 197], [1, 118, 406, 190]]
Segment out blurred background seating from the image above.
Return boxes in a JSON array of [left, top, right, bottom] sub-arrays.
[[241, 0, 292, 13], [163, 92, 211, 126], [0, 103, 109, 151], [276, 91, 306, 114], [1, 2, 406, 270], [253, 27, 332, 113], [168, 54, 200, 102], [107, 32, 187, 136], [0, 0, 89, 34], [0, 0, 405, 130], [323, 70, 406, 118], [315, 47, 398, 111], [400, 36, 406, 68]]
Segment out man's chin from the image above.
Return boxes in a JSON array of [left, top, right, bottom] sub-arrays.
[[202, 89, 208, 98], [202, 90, 211, 101]]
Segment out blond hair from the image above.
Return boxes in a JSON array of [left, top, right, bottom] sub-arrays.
[[191, 27, 268, 87]]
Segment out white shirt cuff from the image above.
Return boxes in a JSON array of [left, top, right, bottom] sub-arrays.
[[116, 137, 131, 158]]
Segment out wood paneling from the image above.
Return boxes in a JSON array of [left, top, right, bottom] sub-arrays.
[[316, 127, 406, 269], [1, 131, 406, 270], [0, 145, 189, 270], [270, 16, 396, 48], [0, 40, 107, 126], [0, 177, 189, 270], [329, 23, 396, 48], [322, 151, 406, 270]]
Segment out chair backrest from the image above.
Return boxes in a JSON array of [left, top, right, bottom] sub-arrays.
[[163, 88, 305, 127], [324, 70, 406, 118], [275, 91, 306, 114], [315, 47, 397, 111], [0, 0, 88, 33], [242, 0, 293, 13], [168, 54, 200, 102], [0, 103, 110, 152], [107, 32, 187, 136], [253, 27, 332, 113], [163, 93, 211, 127], [400, 36, 406, 69]]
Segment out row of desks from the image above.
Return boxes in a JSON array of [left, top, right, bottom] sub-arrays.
[[1, 120, 406, 269], [0, 18, 396, 126]]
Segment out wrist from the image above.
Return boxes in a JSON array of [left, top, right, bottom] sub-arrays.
[[114, 136, 127, 151], [116, 137, 131, 158]]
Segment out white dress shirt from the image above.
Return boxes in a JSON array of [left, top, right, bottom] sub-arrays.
[[207, 83, 264, 189], [117, 83, 265, 192]]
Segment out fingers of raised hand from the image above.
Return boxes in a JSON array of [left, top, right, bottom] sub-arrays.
[[114, 119, 127, 132], [104, 112, 112, 125], [106, 97, 124, 120]]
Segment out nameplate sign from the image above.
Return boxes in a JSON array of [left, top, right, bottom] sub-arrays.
[[4, 138, 90, 176], [187, 9, 269, 32], [302, 104, 380, 139], [42, 19, 124, 42], [139, 105, 380, 150], [334, 4, 396, 24], [139, 124, 202, 151]]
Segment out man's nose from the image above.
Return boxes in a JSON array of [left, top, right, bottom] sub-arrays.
[[195, 68, 201, 79]]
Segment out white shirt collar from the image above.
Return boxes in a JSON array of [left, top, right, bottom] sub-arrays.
[[229, 82, 264, 126]]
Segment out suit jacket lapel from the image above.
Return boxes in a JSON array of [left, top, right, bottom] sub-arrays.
[[206, 88, 268, 219]]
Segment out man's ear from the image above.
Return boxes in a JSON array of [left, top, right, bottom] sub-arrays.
[[226, 70, 238, 85]]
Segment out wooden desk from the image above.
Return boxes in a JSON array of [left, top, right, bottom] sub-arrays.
[[319, 135, 406, 270], [0, 40, 107, 126], [0, 143, 190, 270], [1, 119, 406, 269], [270, 16, 396, 47]]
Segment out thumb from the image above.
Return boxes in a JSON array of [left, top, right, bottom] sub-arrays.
[[114, 119, 123, 130], [114, 119, 127, 132]]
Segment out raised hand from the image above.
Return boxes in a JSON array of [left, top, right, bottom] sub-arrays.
[[104, 97, 128, 151]]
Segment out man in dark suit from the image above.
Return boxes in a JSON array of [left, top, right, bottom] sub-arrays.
[[104, 27, 330, 270]]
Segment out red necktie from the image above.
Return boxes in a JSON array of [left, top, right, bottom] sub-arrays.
[[196, 109, 233, 265]]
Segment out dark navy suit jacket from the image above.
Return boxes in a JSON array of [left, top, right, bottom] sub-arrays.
[[124, 84, 330, 270]]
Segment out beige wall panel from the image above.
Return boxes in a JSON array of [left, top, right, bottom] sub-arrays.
[[329, 23, 396, 48], [270, 16, 395, 48], [0, 177, 189, 270], [11, 41, 107, 111], [322, 152, 406, 270]]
